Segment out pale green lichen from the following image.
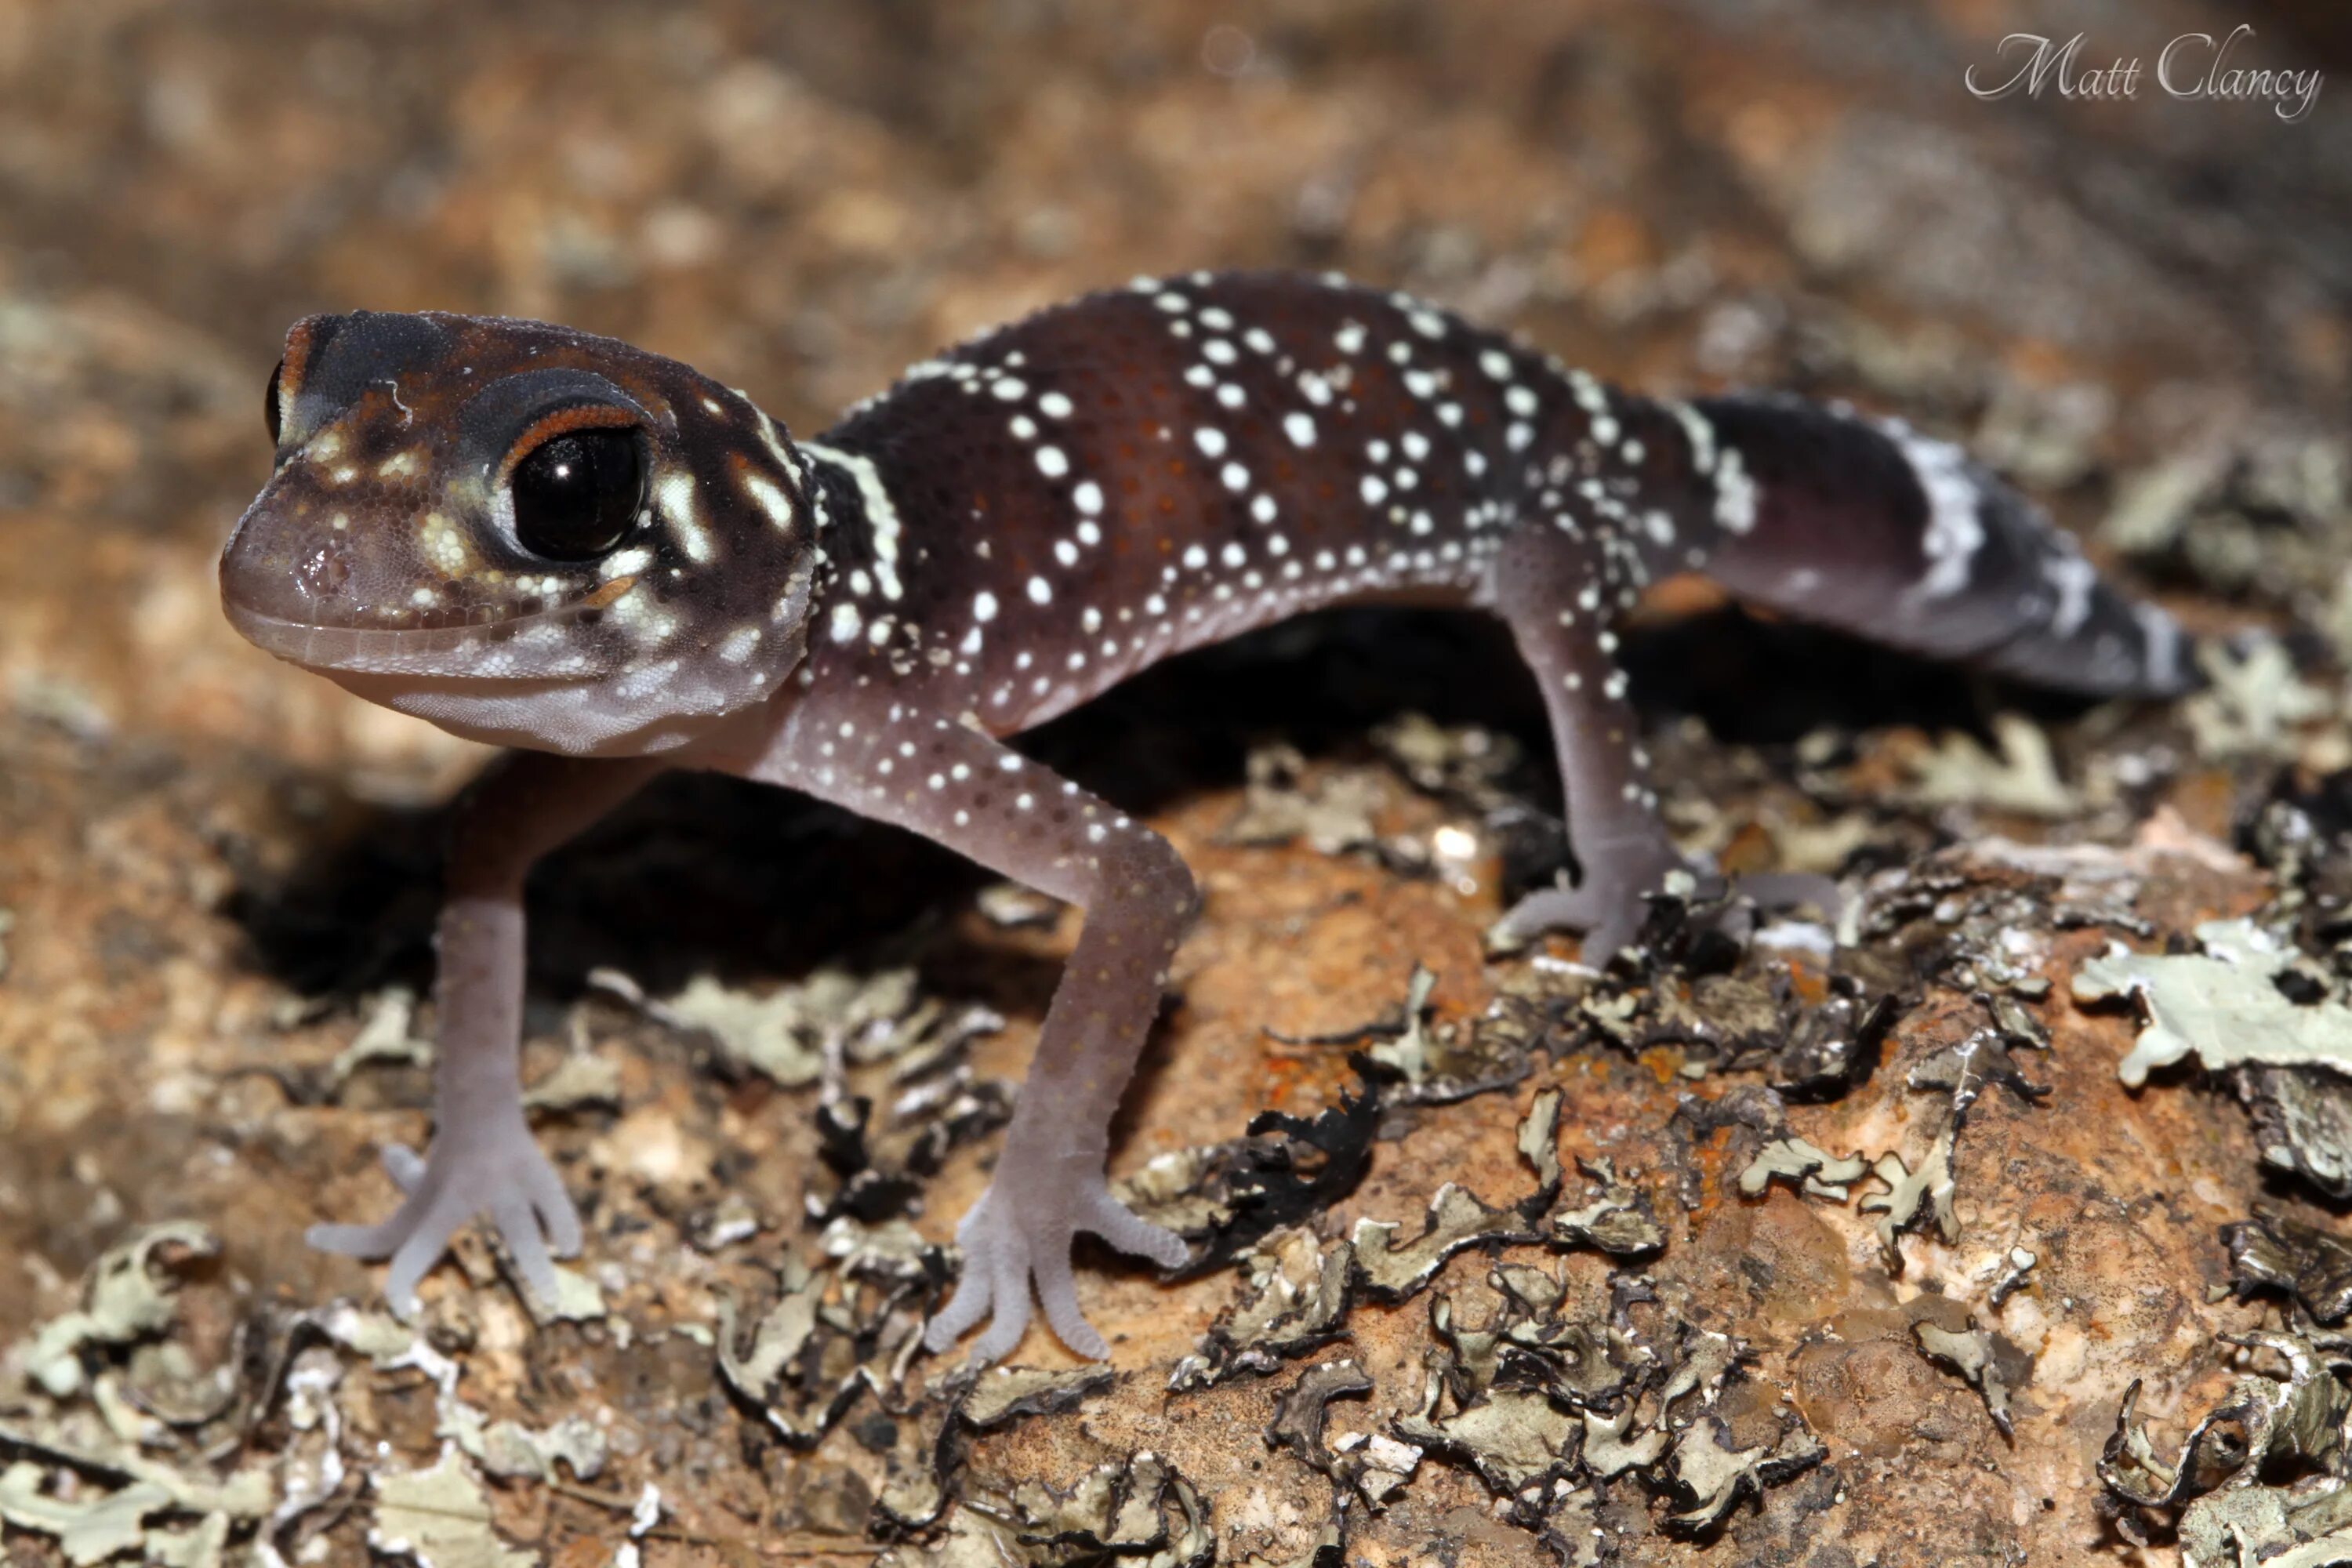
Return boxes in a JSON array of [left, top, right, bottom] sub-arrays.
[[1903, 713, 2078, 818], [24, 1220, 217, 1399], [0, 1465, 179, 1566], [597, 963, 1000, 1088], [328, 987, 433, 1085], [368, 1448, 535, 1568], [1738, 1138, 1869, 1202], [1221, 741, 1385, 856], [1860, 1128, 1959, 1271], [2182, 637, 2336, 762], [1912, 1318, 2026, 1439], [1666, 1416, 1826, 1534], [2074, 918, 2352, 1087]]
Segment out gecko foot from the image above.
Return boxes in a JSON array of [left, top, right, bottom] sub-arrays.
[[924, 1158, 1190, 1363], [307, 1113, 581, 1318], [1497, 853, 1842, 967]]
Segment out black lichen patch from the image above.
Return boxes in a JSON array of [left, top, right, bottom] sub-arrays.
[[1264, 1358, 1375, 1480], [1393, 1255, 1824, 1544], [1664, 1414, 1827, 1537], [2223, 1206, 2352, 1326], [1906, 1026, 2051, 1130], [2100, 1331, 2352, 1539], [1120, 1059, 1384, 1274]]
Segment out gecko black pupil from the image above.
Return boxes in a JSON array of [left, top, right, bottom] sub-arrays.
[[264, 359, 284, 445], [511, 428, 644, 561]]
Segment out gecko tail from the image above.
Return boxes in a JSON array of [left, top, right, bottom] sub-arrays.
[[1687, 393, 2195, 699]]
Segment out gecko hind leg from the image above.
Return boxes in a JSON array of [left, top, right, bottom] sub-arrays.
[[1488, 527, 1836, 963]]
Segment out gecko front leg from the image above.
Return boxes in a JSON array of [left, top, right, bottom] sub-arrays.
[[310, 750, 667, 1314], [739, 699, 1193, 1363]]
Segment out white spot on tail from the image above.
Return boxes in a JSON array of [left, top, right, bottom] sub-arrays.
[[2136, 602, 2183, 691], [1885, 423, 1982, 600], [2045, 552, 2098, 637], [1712, 446, 1759, 535]]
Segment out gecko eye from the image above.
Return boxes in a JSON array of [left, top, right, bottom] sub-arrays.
[[510, 427, 646, 561], [264, 359, 284, 445]]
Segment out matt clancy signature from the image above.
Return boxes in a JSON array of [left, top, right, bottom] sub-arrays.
[[1966, 24, 2323, 123]]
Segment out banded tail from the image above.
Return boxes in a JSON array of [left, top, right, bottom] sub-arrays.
[[1690, 394, 2192, 699]]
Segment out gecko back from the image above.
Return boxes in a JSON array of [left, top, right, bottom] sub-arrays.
[[793, 271, 2192, 730]]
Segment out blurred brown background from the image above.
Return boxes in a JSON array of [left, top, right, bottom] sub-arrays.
[[2, 2, 2350, 1564], [2, 0, 2347, 780]]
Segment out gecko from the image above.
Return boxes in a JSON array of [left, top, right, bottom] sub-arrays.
[[219, 270, 2192, 1363]]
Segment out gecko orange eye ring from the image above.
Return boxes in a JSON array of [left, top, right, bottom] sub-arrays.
[[505, 418, 647, 562]]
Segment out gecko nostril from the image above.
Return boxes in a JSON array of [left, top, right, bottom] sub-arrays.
[[296, 537, 353, 600]]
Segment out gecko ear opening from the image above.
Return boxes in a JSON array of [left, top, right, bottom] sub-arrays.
[[509, 423, 648, 562]]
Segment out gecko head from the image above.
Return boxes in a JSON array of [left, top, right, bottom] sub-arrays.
[[220, 310, 821, 754]]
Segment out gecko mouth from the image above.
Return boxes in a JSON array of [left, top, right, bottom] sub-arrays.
[[220, 595, 607, 678]]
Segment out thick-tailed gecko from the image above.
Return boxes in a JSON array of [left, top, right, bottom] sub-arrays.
[[220, 271, 2190, 1361]]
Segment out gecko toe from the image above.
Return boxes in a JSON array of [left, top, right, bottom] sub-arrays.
[[382, 1205, 462, 1319], [306, 1218, 404, 1260], [526, 1162, 585, 1258], [1501, 857, 1843, 966], [495, 1194, 559, 1304], [1036, 1246, 1109, 1361], [308, 1120, 583, 1321], [924, 1273, 993, 1354], [381, 1143, 429, 1193], [927, 1174, 1166, 1363], [1083, 1188, 1189, 1269], [1737, 869, 1846, 922], [925, 1193, 1003, 1352], [1496, 884, 1615, 943], [970, 1242, 1036, 1364]]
